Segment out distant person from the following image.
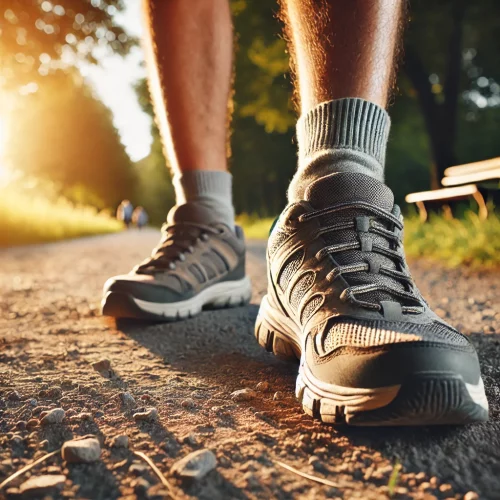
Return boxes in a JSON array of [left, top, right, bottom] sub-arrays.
[[116, 200, 133, 228], [132, 206, 149, 229], [102, 0, 488, 426]]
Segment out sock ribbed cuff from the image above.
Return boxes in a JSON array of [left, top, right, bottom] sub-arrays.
[[173, 170, 233, 204], [171, 170, 235, 228], [297, 98, 391, 169]]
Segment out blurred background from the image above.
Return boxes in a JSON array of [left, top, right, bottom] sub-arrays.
[[0, 0, 499, 266]]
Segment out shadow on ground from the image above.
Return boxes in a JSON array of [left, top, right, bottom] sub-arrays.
[[116, 305, 500, 497]]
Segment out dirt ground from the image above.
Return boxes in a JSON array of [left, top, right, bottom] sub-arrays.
[[1, 229, 499, 500]]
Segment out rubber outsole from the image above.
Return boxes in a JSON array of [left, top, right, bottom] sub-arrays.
[[101, 277, 252, 321], [255, 299, 489, 426]]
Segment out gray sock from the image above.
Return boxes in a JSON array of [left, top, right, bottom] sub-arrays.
[[288, 98, 391, 201], [170, 170, 235, 228]]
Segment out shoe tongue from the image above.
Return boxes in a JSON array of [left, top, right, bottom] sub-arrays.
[[304, 172, 394, 211]]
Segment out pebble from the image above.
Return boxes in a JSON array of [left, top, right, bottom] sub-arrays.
[[16, 421, 27, 431], [62, 437, 101, 463], [464, 493, 479, 500], [231, 388, 257, 402], [19, 474, 66, 496], [130, 463, 149, 475], [40, 408, 66, 425], [256, 381, 270, 392], [26, 419, 39, 429], [92, 358, 111, 372], [181, 398, 196, 408], [171, 449, 217, 481], [133, 478, 151, 495], [111, 435, 129, 448], [7, 390, 21, 401], [273, 391, 284, 401], [133, 408, 158, 422], [119, 392, 136, 407]]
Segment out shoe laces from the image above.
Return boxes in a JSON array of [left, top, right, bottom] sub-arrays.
[[299, 201, 425, 314], [135, 222, 219, 274]]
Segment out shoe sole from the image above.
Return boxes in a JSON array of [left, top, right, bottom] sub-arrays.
[[255, 295, 489, 426], [102, 276, 252, 321]]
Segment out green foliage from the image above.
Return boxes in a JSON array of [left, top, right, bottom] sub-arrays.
[[5, 72, 135, 209], [0, 185, 123, 247], [404, 211, 500, 268], [0, 0, 133, 88]]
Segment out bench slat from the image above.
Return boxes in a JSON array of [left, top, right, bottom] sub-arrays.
[[405, 184, 478, 203], [441, 167, 500, 186], [444, 157, 500, 177]]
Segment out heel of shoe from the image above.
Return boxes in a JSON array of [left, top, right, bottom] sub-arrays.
[[255, 295, 300, 361]]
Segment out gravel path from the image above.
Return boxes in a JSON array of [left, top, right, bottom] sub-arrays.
[[1, 229, 499, 499]]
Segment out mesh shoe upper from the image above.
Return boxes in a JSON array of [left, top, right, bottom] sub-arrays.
[[104, 220, 246, 303], [267, 172, 471, 353]]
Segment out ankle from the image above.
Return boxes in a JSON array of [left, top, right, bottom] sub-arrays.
[[288, 98, 391, 201], [171, 171, 235, 228]]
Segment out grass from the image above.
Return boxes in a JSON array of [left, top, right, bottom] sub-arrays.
[[1, 189, 123, 247], [237, 211, 500, 268]]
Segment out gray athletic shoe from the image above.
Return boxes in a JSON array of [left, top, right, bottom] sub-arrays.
[[102, 207, 251, 321], [256, 172, 488, 426]]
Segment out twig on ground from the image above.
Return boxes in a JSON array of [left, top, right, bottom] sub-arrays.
[[133, 451, 177, 499], [276, 460, 347, 489], [0, 450, 60, 490]]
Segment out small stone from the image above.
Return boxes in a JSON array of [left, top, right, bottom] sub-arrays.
[[119, 392, 136, 407], [111, 435, 129, 448], [10, 435, 24, 446], [92, 358, 111, 372], [464, 493, 479, 500], [16, 421, 27, 431], [19, 474, 66, 496], [47, 386, 62, 398], [439, 484, 453, 493], [133, 408, 158, 422], [171, 449, 217, 481], [133, 478, 151, 495], [129, 463, 149, 475], [231, 388, 257, 402], [26, 419, 39, 429], [94, 410, 105, 418], [62, 437, 101, 463], [181, 398, 196, 408], [273, 391, 283, 401], [7, 390, 21, 401], [40, 408, 65, 425], [28, 399, 37, 406], [256, 381, 270, 392], [482, 309, 497, 320]]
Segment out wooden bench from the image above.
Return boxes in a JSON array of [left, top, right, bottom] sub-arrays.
[[405, 157, 500, 221]]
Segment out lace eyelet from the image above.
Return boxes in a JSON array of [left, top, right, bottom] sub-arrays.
[[201, 233, 209, 242], [179, 253, 186, 262], [169, 262, 176, 270]]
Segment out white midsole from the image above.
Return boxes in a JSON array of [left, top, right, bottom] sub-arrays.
[[133, 276, 252, 317], [259, 294, 489, 412]]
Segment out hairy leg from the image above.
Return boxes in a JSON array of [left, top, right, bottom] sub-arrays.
[[281, 0, 404, 112], [142, 0, 233, 173]]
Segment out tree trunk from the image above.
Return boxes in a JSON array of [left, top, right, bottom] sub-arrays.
[[403, 1, 466, 188]]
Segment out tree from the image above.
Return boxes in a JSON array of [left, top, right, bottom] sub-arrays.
[[6, 72, 135, 208], [0, 0, 133, 89], [404, 0, 500, 185]]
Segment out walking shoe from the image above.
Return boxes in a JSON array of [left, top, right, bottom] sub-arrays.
[[102, 205, 251, 321], [255, 172, 488, 426]]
